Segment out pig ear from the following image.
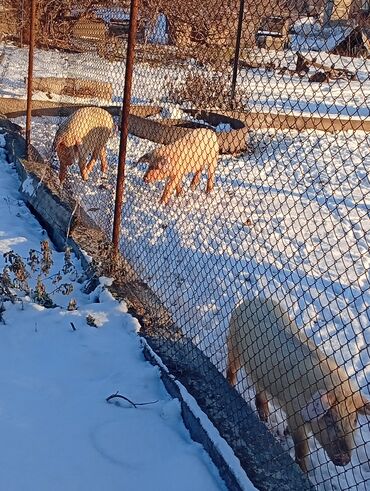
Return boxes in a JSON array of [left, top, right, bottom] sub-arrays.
[[138, 153, 150, 164], [301, 390, 334, 422], [356, 394, 370, 416]]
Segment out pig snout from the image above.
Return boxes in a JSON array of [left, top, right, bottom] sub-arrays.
[[332, 453, 351, 467], [316, 409, 355, 468], [325, 440, 352, 467], [324, 437, 352, 467]]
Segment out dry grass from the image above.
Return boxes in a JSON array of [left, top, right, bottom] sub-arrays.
[[167, 71, 248, 110]]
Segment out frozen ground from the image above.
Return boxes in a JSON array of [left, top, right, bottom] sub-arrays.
[[0, 134, 245, 491], [1, 38, 370, 490]]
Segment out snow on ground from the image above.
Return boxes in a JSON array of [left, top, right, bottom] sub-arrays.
[[15, 113, 370, 491], [291, 20, 353, 53], [1, 41, 370, 117], [0, 135, 238, 491], [2, 40, 370, 490]]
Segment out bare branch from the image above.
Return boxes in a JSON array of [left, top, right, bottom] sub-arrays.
[[106, 391, 159, 408]]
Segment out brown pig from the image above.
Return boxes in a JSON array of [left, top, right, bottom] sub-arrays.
[[52, 106, 114, 184], [138, 128, 219, 205], [226, 296, 370, 472]]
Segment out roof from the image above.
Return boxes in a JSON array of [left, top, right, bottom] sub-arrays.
[[291, 20, 354, 52]]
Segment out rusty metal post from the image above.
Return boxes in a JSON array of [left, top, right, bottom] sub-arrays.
[[231, 0, 245, 102], [112, 0, 140, 253], [20, 0, 25, 48], [25, 0, 37, 157]]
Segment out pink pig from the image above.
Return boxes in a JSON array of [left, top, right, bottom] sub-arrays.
[[53, 106, 114, 184], [138, 128, 219, 205]]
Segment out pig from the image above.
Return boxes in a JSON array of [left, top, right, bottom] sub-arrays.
[[52, 106, 114, 184], [226, 296, 370, 473], [138, 128, 219, 205]]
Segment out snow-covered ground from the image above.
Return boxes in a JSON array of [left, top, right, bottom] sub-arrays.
[[0, 134, 246, 490], [1, 35, 370, 490], [1, 40, 370, 117]]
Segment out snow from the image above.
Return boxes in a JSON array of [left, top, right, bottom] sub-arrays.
[[257, 31, 281, 36], [21, 176, 36, 196], [215, 122, 233, 133], [160, 103, 187, 120], [292, 17, 322, 38], [292, 23, 354, 53], [147, 14, 169, 45], [142, 340, 257, 491], [95, 7, 130, 22], [2, 38, 370, 490], [0, 135, 234, 490], [2, 41, 370, 119]]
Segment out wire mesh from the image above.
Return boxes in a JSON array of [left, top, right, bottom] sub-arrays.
[[2, 0, 370, 489], [1, 0, 128, 237], [119, 1, 370, 489]]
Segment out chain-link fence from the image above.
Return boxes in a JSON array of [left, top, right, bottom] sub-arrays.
[[1, 0, 370, 489]]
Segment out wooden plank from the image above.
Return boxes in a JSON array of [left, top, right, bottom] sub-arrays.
[[0, 98, 160, 118], [72, 18, 107, 41], [32, 77, 113, 101], [1, 97, 369, 136]]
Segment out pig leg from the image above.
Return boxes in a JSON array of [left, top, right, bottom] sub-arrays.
[[255, 390, 270, 422], [78, 156, 89, 181], [84, 148, 100, 179], [160, 178, 177, 205], [206, 167, 215, 194], [226, 341, 241, 387], [99, 146, 108, 178], [72, 143, 89, 181], [56, 144, 72, 184], [289, 422, 309, 473], [190, 171, 202, 190], [71, 144, 80, 163], [175, 183, 183, 196], [59, 164, 67, 185]]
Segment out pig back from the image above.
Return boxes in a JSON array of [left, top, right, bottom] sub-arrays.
[[164, 128, 219, 174], [54, 107, 114, 150], [228, 297, 347, 408]]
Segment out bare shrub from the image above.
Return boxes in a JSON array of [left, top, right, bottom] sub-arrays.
[[167, 71, 247, 110], [3, 0, 101, 49], [0, 241, 76, 310]]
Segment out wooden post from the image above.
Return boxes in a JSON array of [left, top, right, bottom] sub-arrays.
[[25, 0, 37, 157]]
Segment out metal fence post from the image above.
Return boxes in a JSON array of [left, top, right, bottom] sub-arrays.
[[231, 0, 245, 102], [25, 0, 37, 157], [112, 0, 140, 254]]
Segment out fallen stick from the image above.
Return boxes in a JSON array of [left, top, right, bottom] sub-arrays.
[[106, 391, 159, 408], [296, 53, 356, 80]]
